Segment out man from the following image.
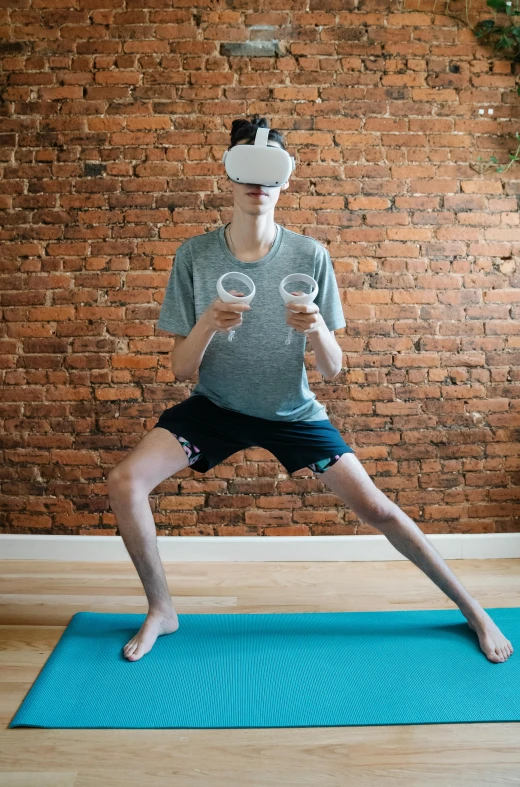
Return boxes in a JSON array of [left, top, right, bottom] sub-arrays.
[[108, 117, 513, 664]]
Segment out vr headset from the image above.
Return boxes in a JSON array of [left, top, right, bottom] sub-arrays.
[[221, 127, 296, 188]]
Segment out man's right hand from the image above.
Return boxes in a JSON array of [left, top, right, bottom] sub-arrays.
[[203, 291, 251, 334]]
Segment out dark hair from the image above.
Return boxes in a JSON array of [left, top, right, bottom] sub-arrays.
[[229, 114, 286, 150]]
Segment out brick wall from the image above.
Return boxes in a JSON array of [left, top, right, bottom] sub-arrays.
[[1, 0, 519, 537]]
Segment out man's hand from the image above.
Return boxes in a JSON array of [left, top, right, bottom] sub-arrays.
[[204, 290, 250, 334], [286, 291, 324, 334]]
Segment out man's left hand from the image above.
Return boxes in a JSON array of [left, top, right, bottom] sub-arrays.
[[286, 291, 324, 335]]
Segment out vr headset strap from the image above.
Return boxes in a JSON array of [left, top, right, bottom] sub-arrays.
[[254, 127, 269, 147]]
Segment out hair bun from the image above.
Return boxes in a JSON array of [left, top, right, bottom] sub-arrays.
[[250, 114, 268, 128], [231, 119, 250, 132]]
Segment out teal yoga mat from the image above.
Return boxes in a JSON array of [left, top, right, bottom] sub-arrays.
[[9, 608, 519, 729]]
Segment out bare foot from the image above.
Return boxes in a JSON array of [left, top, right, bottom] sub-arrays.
[[466, 608, 514, 663], [123, 609, 179, 662]]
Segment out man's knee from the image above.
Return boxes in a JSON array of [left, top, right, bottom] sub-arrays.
[[361, 500, 400, 532], [107, 466, 146, 498]]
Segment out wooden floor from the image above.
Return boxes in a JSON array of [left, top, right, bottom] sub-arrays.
[[1, 557, 520, 786]]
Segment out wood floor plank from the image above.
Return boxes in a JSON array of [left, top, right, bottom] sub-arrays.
[[0, 596, 237, 626], [0, 774, 77, 787], [70, 765, 520, 787]]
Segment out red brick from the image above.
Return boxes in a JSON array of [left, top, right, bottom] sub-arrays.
[[461, 181, 503, 194], [348, 197, 390, 210]]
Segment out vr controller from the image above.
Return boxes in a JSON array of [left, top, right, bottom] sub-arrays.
[[216, 272, 319, 346]]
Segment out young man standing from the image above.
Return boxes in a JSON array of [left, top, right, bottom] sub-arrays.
[[107, 116, 513, 665]]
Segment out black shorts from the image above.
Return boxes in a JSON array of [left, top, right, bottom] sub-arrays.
[[153, 394, 354, 475]]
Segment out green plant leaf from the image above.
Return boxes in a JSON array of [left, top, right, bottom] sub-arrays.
[[487, 0, 509, 11], [476, 19, 496, 32], [497, 34, 516, 47]]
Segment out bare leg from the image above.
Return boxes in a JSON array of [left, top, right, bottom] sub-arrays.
[[320, 453, 514, 663], [107, 427, 190, 661], [111, 490, 175, 612]]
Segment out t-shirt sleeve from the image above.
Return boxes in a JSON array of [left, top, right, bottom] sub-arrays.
[[157, 242, 196, 336], [313, 247, 346, 331]]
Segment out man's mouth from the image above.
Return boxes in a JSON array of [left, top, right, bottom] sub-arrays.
[[248, 190, 268, 196]]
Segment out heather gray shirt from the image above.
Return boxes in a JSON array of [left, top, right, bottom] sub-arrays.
[[157, 223, 346, 421]]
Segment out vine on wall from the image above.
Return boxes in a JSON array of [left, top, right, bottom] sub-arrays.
[[434, 0, 520, 172]]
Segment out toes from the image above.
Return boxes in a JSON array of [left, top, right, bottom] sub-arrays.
[[128, 642, 149, 661], [481, 632, 515, 662], [124, 639, 138, 658]]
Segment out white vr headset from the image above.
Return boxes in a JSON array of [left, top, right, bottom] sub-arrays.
[[221, 127, 296, 188]]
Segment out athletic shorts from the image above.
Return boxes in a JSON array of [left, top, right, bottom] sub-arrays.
[[153, 394, 354, 475]]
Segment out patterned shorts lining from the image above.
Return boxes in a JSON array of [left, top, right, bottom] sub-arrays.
[[172, 433, 342, 474]]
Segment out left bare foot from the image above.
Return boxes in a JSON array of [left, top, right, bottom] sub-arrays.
[[466, 608, 514, 663]]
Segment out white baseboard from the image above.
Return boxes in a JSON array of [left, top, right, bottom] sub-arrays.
[[1, 533, 520, 562]]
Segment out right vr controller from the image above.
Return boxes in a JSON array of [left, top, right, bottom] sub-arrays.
[[279, 273, 319, 346]]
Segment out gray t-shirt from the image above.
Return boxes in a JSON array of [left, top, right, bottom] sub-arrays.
[[157, 223, 346, 421]]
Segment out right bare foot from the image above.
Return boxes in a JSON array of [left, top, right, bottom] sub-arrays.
[[123, 609, 179, 662]]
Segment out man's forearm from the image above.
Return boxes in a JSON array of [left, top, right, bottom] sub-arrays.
[[307, 317, 343, 380], [172, 313, 216, 381]]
